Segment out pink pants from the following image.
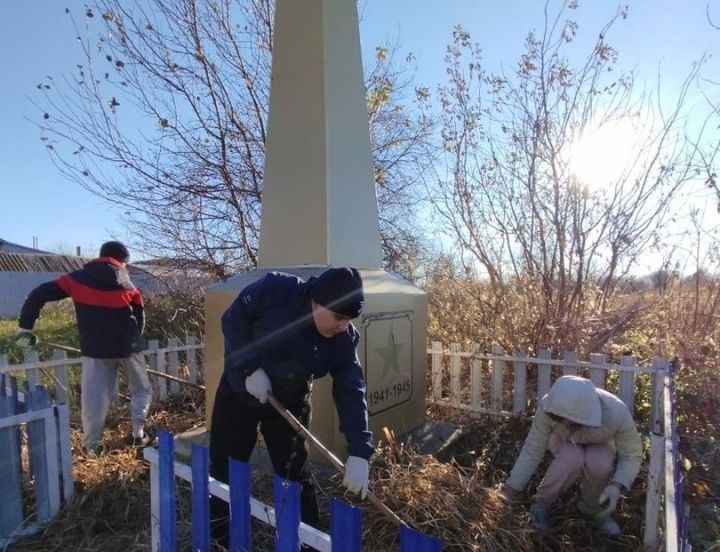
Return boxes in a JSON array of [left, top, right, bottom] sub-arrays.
[[536, 436, 615, 506]]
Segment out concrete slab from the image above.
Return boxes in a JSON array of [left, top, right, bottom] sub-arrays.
[[399, 419, 464, 457]]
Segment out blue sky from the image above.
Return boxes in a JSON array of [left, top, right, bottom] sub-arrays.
[[1, 0, 718, 263]]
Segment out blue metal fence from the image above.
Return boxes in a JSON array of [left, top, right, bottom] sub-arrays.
[[0, 372, 73, 548], [145, 430, 444, 551]]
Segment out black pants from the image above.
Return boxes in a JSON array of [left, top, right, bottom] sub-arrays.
[[209, 387, 319, 544]]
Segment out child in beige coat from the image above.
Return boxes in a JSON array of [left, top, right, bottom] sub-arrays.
[[502, 376, 643, 535]]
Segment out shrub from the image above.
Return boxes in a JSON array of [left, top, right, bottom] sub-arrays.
[[142, 289, 205, 342]]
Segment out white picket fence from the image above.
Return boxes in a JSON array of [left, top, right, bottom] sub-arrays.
[[426, 342, 682, 550], [427, 342, 667, 421], [0, 339, 687, 549], [144, 337, 203, 399], [0, 337, 204, 545]]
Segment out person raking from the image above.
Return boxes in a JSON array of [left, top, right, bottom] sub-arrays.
[[209, 267, 374, 540]]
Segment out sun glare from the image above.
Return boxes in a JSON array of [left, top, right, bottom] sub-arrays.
[[568, 119, 643, 193]]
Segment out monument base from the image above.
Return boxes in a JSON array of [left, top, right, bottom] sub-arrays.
[[204, 266, 428, 465], [172, 419, 461, 474]]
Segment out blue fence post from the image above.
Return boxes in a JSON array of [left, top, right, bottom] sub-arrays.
[[273, 475, 301, 552], [229, 458, 252, 552], [158, 431, 177, 552], [191, 444, 210, 552], [26, 384, 53, 522], [400, 525, 443, 552], [330, 497, 363, 552], [0, 388, 24, 539]]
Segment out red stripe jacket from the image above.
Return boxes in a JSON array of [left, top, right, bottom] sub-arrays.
[[18, 257, 145, 358]]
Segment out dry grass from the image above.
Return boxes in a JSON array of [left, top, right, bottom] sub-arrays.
[[357, 409, 649, 552], [9, 393, 654, 551]]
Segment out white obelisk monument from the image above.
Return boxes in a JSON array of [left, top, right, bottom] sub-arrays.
[[204, 0, 428, 460]]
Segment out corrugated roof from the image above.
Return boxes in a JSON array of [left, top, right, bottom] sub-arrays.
[[0, 253, 88, 273], [0, 238, 52, 254]]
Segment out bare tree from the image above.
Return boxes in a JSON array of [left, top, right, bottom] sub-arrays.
[[427, 1, 712, 349], [36, 0, 432, 279], [366, 45, 434, 278]]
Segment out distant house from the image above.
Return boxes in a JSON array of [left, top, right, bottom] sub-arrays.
[[0, 238, 53, 255], [0, 238, 166, 319]]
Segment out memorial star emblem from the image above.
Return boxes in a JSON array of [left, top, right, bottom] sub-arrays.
[[375, 331, 405, 380]]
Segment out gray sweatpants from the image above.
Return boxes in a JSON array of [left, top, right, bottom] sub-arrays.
[[536, 434, 615, 506], [81, 353, 152, 449]]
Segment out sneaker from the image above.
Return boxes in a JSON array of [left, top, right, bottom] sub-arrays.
[[598, 516, 621, 536], [529, 502, 551, 532], [84, 442, 104, 456], [131, 434, 154, 447], [577, 498, 601, 518]]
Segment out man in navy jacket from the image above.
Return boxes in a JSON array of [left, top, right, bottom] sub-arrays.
[[15, 241, 152, 453], [210, 267, 374, 532]]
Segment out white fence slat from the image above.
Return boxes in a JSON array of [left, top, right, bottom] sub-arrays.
[[0, 409, 62, 429], [51, 350, 69, 405], [663, 374, 679, 547], [167, 338, 180, 395], [590, 353, 606, 389], [42, 405, 61, 520], [156, 347, 168, 401], [562, 350, 578, 376], [619, 355, 636, 412], [537, 349, 552, 399], [0, 354, 8, 393], [149, 454, 161, 552], [470, 344, 482, 410], [23, 351, 40, 389], [491, 345, 504, 412], [650, 358, 668, 435], [0, 356, 83, 375], [450, 343, 462, 408], [643, 432, 664, 548], [431, 342, 443, 402], [146, 340, 165, 401], [513, 350, 527, 414], [56, 404, 74, 504], [186, 336, 199, 384]]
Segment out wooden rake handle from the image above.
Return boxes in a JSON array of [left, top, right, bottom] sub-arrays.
[[46, 342, 205, 391], [45, 343, 403, 526], [266, 393, 406, 527]]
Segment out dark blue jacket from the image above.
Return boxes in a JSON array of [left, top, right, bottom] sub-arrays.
[[18, 257, 145, 358], [218, 272, 374, 459]]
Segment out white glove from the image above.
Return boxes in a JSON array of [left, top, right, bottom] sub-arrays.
[[598, 483, 622, 516], [245, 368, 271, 403], [342, 456, 369, 499], [15, 328, 38, 348]]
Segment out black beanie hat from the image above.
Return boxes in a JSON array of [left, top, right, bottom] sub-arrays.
[[311, 267, 365, 318], [99, 241, 130, 262]]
